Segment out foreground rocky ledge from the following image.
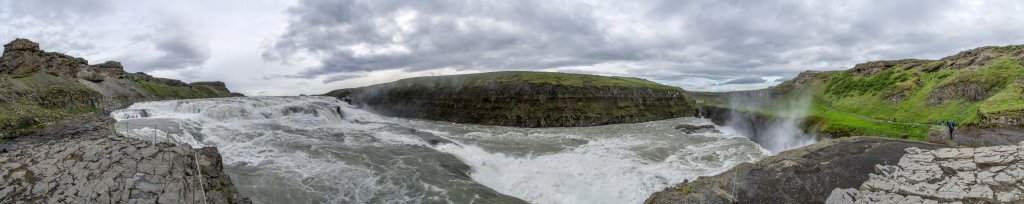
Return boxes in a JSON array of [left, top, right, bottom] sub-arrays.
[[645, 137, 949, 203], [828, 142, 1024, 203], [0, 115, 248, 203]]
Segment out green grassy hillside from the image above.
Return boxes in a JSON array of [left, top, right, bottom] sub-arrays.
[[703, 44, 1024, 140]]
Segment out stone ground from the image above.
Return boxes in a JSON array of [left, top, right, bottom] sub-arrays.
[[827, 142, 1024, 203], [0, 115, 248, 203], [928, 125, 1024, 147], [645, 137, 950, 204]]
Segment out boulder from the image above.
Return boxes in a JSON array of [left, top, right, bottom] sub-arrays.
[[2, 38, 39, 52], [90, 61, 127, 79], [1, 39, 45, 76], [1, 39, 91, 77], [674, 124, 717, 134]]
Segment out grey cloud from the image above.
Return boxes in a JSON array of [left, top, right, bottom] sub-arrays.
[[120, 19, 211, 71], [721, 77, 768, 85], [266, 0, 1024, 91], [0, 0, 112, 55], [5, 0, 113, 24], [1, 1, 209, 72]]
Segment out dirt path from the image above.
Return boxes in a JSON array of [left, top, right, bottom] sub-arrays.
[[824, 101, 935, 127]]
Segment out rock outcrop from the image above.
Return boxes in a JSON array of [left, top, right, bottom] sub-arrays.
[[827, 142, 1024, 203], [849, 59, 933, 76], [0, 115, 249, 203], [645, 137, 949, 204], [0, 38, 239, 134], [326, 71, 697, 127]]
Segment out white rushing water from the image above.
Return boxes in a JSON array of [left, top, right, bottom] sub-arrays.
[[724, 91, 817, 153], [111, 96, 771, 204]]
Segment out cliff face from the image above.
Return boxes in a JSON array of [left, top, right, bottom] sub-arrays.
[[325, 71, 697, 127], [0, 38, 241, 136]]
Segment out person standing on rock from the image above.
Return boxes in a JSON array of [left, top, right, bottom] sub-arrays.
[[948, 120, 956, 140]]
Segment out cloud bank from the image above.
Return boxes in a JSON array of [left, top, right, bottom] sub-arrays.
[[3, 0, 1024, 95]]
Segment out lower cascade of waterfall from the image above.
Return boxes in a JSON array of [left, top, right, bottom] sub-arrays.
[[111, 96, 772, 204]]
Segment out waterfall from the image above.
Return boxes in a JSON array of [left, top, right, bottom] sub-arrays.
[[722, 91, 817, 153], [110, 96, 769, 204]]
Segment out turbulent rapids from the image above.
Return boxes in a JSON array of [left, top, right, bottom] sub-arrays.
[[111, 96, 773, 204]]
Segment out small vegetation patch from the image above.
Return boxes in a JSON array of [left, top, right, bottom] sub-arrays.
[[672, 180, 706, 195]]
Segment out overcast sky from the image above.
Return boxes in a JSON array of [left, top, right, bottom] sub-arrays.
[[2, 0, 1023, 95]]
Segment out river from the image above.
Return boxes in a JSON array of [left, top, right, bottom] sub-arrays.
[[110, 96, 777, 204]]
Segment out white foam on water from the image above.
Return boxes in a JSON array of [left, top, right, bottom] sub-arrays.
[[112, 96, 773, 204], [430, 136, 764, 204]]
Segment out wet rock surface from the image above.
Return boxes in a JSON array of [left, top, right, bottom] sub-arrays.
[[827, 142, 1024, 203], [0, 115, 249, 203], [645, 137, 949, 204], [674, 123, 718, 134]]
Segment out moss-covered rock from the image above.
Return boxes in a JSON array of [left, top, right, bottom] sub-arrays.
[[325, 71, 697, 127]]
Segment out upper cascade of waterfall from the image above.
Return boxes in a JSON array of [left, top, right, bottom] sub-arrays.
[[111, 96, 346, 123]]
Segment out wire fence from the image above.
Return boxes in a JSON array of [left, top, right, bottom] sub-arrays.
[[116, 119, 210, 204], [116, 120, 186, 145]]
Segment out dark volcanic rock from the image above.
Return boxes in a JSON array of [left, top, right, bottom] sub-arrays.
[[327, 72, 697, 127], [3, 38, 39, 52], [645, 137, 949, 204], [674, 124, 717, 134], [190, 81, 233, 93], [1, 38, 48, 76], [849, 59, 932, 76], [1, 38, 97, 77]]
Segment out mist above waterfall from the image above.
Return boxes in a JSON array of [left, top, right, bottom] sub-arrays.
[[720, 91, 817, 153]]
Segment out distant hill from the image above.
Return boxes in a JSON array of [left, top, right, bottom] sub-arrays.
[[324, 71, 697, 127], [702, 44, 1024, 139], [0, 38, 242, 138]]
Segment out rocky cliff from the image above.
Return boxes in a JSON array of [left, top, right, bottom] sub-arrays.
[[0, 38, 248, 203], [325, 71, 697, 127], [0, 38, 242, 137]]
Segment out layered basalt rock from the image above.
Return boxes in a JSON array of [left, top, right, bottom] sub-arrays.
[[0, 115, 249, 203], [326, 72, 697, 127]]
